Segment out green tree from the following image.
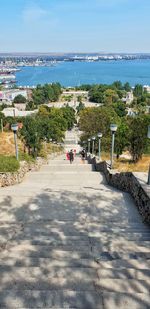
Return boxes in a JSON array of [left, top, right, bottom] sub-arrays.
[[113, 102, 127, 117], [75, 84, 92, 91], [77, 95, 83, 103], [76, 102, 85, 114], [133, 84, 143, 97], [115, 120, 129, 158], [124, 82, 131, 92], [32, 83, 62, 105], [104, 89, 119, 105], [89, 84, 108, 103], [128, 115, 150, 162], [20, 117, 42, 156], [79, 106, 120, 152], [61, 106, 76, 129], [112, 81, 123, 90], [13, 94, 27, 103], [25, 101, 36, 111]]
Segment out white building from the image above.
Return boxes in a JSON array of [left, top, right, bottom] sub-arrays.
[[146, 106, 150, 114], [2, 107, 37, 117], [0, 89, 28, 102], [143, 85, 150, 93], [126, 108, 137, 117], [122, 91, 134, 105]]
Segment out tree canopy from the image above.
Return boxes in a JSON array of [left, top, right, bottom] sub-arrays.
[[32, 83, 62, 105], [19, 105, 76, 156], [13, 94, 27, 103]]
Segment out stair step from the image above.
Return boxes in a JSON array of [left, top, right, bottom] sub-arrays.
[[102, 292, 150, 309], [3, 239, 90, 247], [89, 233, 150, 241], [42, 164, 92, 169], [87, 219, 150, 226], [95, 259, 150, 269], [94, 251, 150, 260], [12, 230, 88, 238], [3, 244, 91, 253], [0, 290, 102, 308], [0, 258, 97, 268], [9, 235, 89, 242], [92, 244, 150, 254], [1, 248, 92, 259], [21, 225, 150, 238], [0, 266, 96, 278], [97, 268, 150, 280], [92, 226, 150, 231], [0, 276, 96, 291], [96, 278, 150, 294]]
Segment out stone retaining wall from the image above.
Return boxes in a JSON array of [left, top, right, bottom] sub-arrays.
[[88, 156, 150, 224], [0, 152, 63, 188]]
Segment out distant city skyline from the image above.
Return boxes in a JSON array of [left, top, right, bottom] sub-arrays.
[[0, 0, 150, 53]]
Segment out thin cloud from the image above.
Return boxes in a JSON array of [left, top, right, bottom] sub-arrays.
[[22, 4, 47, 23], [95, 0, 130, 6]]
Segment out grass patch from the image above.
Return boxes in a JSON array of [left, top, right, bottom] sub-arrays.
[[0, 132, 23, 156], [19, 152, 36, 163], [113, 156, 150, 172], [100, 152, 150, 172], [39, 143, 63, 158], [0, 155, 20, 173]]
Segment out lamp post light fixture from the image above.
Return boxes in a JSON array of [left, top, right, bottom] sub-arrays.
[[97, 132, 103, 161], [92, 136, 96, 155], [110, 124, 118, 169], [11, 124, 19, 160], [147, 125, 150, 185], [88, 138, 91, 153]]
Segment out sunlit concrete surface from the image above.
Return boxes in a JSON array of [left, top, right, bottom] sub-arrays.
[[0, 131, 150, 308]]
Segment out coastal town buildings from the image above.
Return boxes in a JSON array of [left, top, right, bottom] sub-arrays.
[[0, 89, 28, 102], [2, 107, 37, 117], [144, 85, 150, 93], [122, 91, 134, 105]]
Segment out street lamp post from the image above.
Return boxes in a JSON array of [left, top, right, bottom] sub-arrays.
[[97, 132, 102, 161], [110, 124, 118, 169], [92, 136, 96, 155], [11, 124, 19, 160], [147, 125, 150, 185], [88, 138, 91, 153]]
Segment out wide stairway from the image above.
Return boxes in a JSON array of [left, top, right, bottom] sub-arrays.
[[0, 153, 150, 308]]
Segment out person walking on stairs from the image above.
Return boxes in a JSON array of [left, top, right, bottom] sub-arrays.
[[69, 149, 74, 164], [81, 148, 86, 163]]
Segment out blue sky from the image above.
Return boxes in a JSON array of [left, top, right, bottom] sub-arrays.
[[0, 0, 150, 53]]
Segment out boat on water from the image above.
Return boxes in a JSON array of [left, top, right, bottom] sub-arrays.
[[0, 67, 20, 74], [0, 74, 16, 80], [0, 67, 18, 85]]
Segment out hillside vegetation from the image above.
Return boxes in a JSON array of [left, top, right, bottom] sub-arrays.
[[0, 132, 23, 156]]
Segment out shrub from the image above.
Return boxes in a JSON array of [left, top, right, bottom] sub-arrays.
[[38, 148, 48, 159], [0, 156, 20, 172], [19, 152, 35, 163]]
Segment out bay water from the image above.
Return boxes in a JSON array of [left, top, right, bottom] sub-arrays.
[[16, 60, 150, 87]]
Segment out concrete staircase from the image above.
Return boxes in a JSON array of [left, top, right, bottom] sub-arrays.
[[0, 151, 150, 308]]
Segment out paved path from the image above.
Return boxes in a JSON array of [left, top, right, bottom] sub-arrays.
[[0, 137, 150, 308]]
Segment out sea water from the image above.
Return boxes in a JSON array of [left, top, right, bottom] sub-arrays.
[[16, 60, 150, 87]]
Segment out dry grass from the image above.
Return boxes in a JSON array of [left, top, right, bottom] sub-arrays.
[[0, 132, 63, 160], [0, 132, 24, 156], [101, 152, 110, 161], [39, 143, 63, 158], [101, 151, 150, 172], [113, 156, 150, 172]]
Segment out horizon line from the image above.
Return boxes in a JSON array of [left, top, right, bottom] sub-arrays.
[[0, 51, 150, 55]]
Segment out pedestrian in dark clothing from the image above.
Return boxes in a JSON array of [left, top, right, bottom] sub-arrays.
[[81, 149, 86, 163], [69, 150, 74, 164]]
